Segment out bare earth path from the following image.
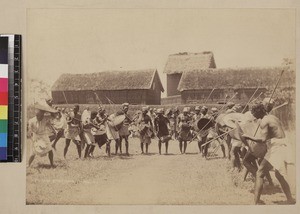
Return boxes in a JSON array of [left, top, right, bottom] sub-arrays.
[[26, 137, 295, 205]]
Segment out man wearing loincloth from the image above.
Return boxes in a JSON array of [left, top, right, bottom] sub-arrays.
[[51, 108, 66, 150], [177, 107, 193, 154], [117, 103, 132, 155], [154, 108, 171, 155], [63, 106, 83, 159], [242, 103, 295, 204], [138, 107, 153, 154], [28, 103, 57, 167], [90, 106, 109, 156], [206, 107, 226, 158]]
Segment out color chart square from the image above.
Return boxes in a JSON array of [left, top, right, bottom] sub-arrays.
[[0, 105, 8, 119], [0, 78, 8, 92]]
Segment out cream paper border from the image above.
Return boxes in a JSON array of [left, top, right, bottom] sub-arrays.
[[0, 0, 299, 213]]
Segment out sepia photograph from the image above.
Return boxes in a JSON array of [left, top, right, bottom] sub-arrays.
[[26, 8, 296, 205]]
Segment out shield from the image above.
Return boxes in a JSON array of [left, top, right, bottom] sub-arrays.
[[197, 118, 213, 131], [108, 114, 126, 127]]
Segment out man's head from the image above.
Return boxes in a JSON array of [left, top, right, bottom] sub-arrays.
[[142, 106, 148, 115], [201, 106, 208, 115], [98, 105, 105, 115], [122, 103, 129, 113], [195, 106, 200, 114], [156, 108, 163, 117], [211, 107, 218, 115], [262, 97, 275, 113], [183, 107, 189, 115], [251, 103, 267, 119]]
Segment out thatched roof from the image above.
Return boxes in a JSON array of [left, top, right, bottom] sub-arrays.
[[177, 66, 295, 91], [164, 52, 216, 74], [52, 69, 164, 92]]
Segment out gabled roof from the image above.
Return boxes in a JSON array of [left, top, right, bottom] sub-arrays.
[[51, 69, 164, 92], [177, 66, 294, 91], [164, 52, 216, 74]]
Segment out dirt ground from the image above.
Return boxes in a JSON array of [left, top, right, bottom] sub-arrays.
[[26, 134, 296, 205]]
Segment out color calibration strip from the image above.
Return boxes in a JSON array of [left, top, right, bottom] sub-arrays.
[[0, 34, 22, 162], [0, 37, 8, 160]]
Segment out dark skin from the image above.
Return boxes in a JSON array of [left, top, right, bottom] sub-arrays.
[[28, 110, 55, 168], [140, 111, 152, 154], [155, 113, 169, 155], [64, 114, 82, 159], [177, 112, 190, 154], [242, 106, 294, 204], [118, 106, 130, 155]]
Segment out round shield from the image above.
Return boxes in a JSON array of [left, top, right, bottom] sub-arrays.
[[197, 118, 213, 131], [111, 114, 126, 126]]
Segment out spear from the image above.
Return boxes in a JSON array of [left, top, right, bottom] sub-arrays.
[[241, 86, 260, 113], [253, 69, 285, 136], [204, 88, 215, 104]]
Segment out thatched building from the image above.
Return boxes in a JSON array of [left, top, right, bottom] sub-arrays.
[[51, 69, 164, 105], [164, 52, 216, 97], [177, 66, 295, 104]]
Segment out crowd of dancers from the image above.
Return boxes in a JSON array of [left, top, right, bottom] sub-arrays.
[[27, 97, 295, 204]]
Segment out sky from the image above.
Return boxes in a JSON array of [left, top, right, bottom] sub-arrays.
[[27, 9, 295, 97]]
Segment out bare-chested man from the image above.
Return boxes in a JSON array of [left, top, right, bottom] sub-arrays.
[[242, 103, 295, 204]]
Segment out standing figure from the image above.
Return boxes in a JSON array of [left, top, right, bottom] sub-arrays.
[[154, 108, 171, 154], [177, 107, 192, 154], [173, 107, 180, 140], [117, 103, 132, 155], [51, 108, 66, 150], [63, 107, 82, 159], [138, 107, 153, 154], [206, 107, 226, 158], [198, 106, 213, 158], [90, 106, 109, 156], [28, 103, 57, 167], [242, 103, 295, 204], [106, 112, 121, 156]]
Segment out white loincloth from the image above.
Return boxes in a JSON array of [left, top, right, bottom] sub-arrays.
[[31, 134, 52, 157], [264, 138, 289, 177]]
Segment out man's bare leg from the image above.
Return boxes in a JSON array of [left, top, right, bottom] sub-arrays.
[[165, 141, 169, 154], [254, 159, 273, 204], [183, 141, 187, 154], [145, 143, 149, 154], [125, 137, 129, 155], [48, 150, 54, 167], [141, 142, 144, 154], [63, 139, 71, 159], [179, 140, 183, 154], [274, 170, 294, 203], [158, 141, 162, 154]]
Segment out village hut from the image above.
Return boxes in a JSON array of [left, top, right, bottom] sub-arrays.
[[51, 69, 164, 105], [164, 52, 216, 97], [177, 66, 295, 104]]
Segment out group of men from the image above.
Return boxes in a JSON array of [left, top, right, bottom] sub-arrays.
[[27, 97, 295, 204]]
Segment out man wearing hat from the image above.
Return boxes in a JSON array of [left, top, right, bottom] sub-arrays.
[[177, 107, 193, 154], [138, 107, 153, 154], [154, 108, 171, 154], [117, 103, 132, 155], [28, 102, 57, 167]]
